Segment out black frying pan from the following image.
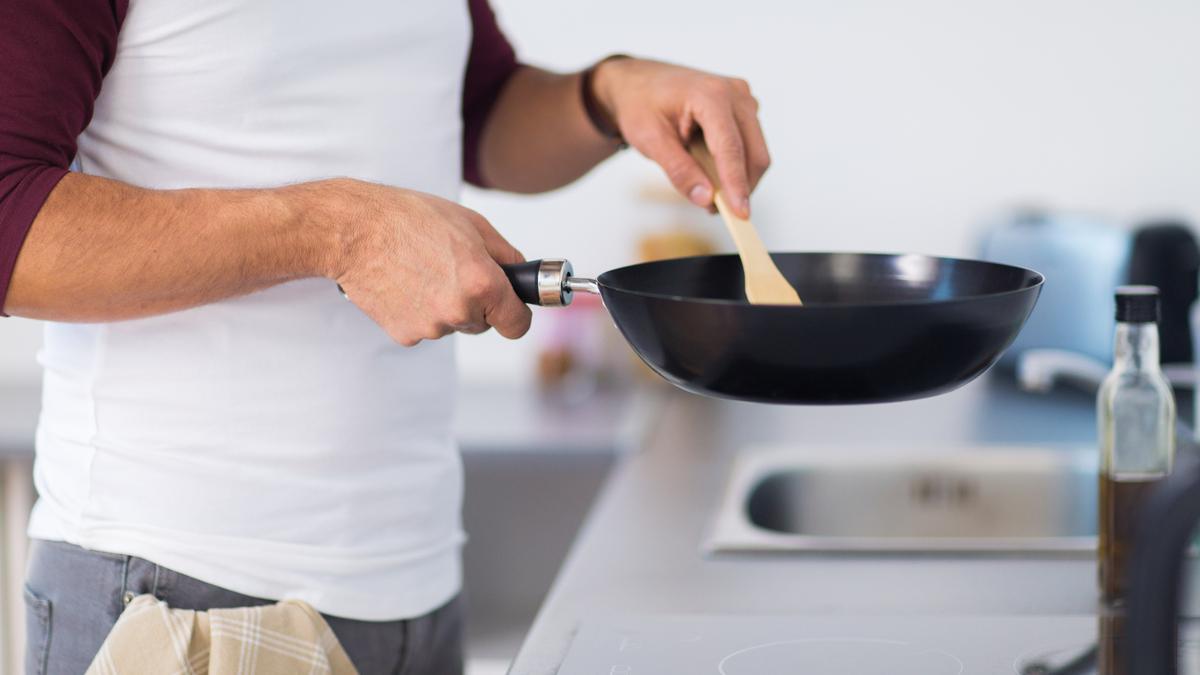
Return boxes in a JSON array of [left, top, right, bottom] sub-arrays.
[[503, 252, 1042, 405]]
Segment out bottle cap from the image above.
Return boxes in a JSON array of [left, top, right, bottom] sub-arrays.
[[1115, 285, 1160, 323]]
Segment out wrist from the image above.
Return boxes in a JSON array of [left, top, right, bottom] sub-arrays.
[[281, 178, 363, 282], [584, 54, 632, 141]]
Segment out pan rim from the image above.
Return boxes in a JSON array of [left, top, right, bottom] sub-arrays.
[[595, 251, 1045, 308]]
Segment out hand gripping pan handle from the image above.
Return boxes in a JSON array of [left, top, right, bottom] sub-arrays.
[[501, 259, 598, 307], [339, 259, 596, 306]]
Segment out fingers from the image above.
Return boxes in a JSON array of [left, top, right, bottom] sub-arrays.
[[396, 243, 531, 344], [460, 210, 532, 339], [628, 116, 714, 209], [433, 260, 530, 342], [481, 266, 532, 339], [734, 98, 771, 192], [694, 102, 751, 219], [620, 68, 768, 218], [344, 187, 536, 347]]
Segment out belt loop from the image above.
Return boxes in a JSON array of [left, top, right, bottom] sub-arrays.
[[119, 555, 133, 607], [396, 615, 411, 675], [119, 556, 130, 597]]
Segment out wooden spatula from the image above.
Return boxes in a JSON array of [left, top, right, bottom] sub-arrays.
[[687, 137, 803, 305]]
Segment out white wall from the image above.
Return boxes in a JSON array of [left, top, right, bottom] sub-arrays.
[[457, 0, 1200, 381], [3, 1, 1198, 384]]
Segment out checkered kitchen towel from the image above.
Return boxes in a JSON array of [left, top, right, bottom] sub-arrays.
[[86, 594, 358, 675]]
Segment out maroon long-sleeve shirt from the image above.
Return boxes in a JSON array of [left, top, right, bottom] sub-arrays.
[[0, 0, 518, 314]]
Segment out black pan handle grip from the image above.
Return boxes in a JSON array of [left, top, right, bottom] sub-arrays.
[[501, 259, 576, 307], [337, 259, 572, 306], [502, 260, 544, 305]]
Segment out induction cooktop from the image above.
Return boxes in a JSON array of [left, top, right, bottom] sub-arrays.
[[556, 614, 1152, 674]]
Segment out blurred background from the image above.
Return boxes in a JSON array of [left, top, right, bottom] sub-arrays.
[[3, 0, 1200, 383], [2, 1, 1200, 672], [455, 0, 1200, 384]]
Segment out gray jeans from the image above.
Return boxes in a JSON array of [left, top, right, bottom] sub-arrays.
[[24, 540, 463, 675]]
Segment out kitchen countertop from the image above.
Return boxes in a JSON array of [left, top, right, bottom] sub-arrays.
[[507, 373, 1131, 675], [454, 383, 657, 455], [0, 370, 1183, 672]]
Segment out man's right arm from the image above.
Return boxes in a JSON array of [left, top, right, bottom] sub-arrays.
[[7, 174, 330, 322], [0, 0, 530, 344], [6, 174, 532, 344]]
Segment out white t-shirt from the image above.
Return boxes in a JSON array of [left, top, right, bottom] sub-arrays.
[[29, 0, 475, 620]]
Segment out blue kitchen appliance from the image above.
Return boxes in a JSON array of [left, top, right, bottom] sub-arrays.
[[980, 210, 1131, 366]]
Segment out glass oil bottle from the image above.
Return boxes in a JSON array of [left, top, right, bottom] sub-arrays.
[[1097, 286, 1175, 605]]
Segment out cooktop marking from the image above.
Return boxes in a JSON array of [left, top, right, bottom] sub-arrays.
[[716, 637, 965, 675]]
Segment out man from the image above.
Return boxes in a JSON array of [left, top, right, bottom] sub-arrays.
[[1, 0, 769, 672]]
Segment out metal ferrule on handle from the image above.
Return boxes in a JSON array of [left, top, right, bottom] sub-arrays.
[[501, 258, 598, 307]]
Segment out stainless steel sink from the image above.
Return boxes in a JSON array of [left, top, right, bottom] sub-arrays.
[[705, 446, 1098, 555]]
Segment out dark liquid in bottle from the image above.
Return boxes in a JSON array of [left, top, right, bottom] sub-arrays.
[[1098, 608, 1127, 675], [1098, 475, 1162, 602]]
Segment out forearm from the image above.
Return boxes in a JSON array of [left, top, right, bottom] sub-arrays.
[[4, 173, 341, 322], [477, 66, 620, 192]]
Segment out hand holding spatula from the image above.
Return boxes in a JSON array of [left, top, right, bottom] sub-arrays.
[[686, 135, 802, 305]]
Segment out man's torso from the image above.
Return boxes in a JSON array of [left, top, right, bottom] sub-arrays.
[[30, 0, 473, 621]]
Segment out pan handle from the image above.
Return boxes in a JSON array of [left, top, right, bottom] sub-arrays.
[[501, 258, 598, 307]]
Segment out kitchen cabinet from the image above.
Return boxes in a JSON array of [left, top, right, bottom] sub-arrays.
[[454, 384, 656, 668]]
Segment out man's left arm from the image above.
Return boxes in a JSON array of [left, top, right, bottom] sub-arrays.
[[462, 4, 770, 219]]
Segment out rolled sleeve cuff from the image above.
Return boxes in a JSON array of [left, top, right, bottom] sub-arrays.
[[0, 164, 69, 316]]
